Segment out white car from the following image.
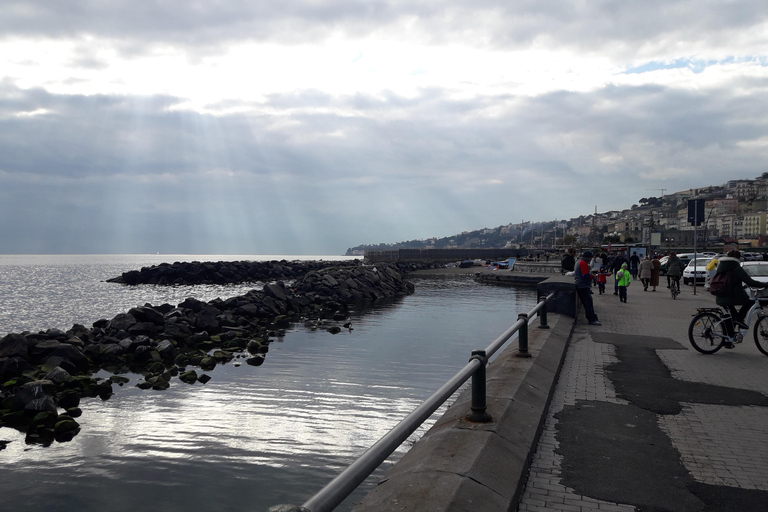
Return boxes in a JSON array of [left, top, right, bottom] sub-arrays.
[[683, 257, 714, 285], [742, 261, 768, 299]]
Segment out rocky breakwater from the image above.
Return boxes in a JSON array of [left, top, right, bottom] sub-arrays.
[[0, 264, 414, 447], [106, 259, 362, 285]]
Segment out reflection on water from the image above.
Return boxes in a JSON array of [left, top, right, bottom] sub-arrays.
[[0, 260, 537, 512]]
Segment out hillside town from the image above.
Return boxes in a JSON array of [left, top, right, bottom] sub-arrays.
[[347, 174, 768, 255]]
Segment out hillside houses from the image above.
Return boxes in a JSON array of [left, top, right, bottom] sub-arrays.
[[347, 173, 768, 255], [563, 173, 768, 249]]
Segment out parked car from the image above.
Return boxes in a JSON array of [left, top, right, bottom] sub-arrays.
[[742, 261, 768, 299], [682, 257, 714, 285]]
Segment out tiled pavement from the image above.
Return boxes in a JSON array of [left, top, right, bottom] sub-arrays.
[[518, 283, 768, 511]]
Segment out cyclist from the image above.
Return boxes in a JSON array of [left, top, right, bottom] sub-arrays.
[[713, 250, 768, 347], [666, 252, 684, 293]]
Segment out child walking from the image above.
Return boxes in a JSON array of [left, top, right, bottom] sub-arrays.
[[596, 266, 612, 295], [616, 263, 632, 303]]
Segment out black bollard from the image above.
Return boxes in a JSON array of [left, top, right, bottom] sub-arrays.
[[466, 349, 492, 423], [516, 313, 532, 358]]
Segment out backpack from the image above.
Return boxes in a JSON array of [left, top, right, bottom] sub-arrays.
[[709, 271, 734, 297]]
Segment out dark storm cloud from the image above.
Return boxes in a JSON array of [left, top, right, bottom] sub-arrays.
[[3, 0, 766, 57]]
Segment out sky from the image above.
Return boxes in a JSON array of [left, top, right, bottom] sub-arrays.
[[2, 1, 768, 255]]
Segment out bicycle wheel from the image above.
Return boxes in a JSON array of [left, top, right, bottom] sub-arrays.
[[688, 312, 725, 354], [753, 315, 768, 356]]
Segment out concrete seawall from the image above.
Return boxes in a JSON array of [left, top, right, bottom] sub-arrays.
[[353, 292, 576, 511]]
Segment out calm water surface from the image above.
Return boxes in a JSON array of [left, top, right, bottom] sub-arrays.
[[0, 255, 537, 512]]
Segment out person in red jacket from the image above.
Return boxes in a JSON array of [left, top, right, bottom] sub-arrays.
[[596, 266, 612, 295], [574, 251, 601, 325]]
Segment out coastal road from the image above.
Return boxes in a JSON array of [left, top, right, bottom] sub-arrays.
[[518, 283, 768, 511]]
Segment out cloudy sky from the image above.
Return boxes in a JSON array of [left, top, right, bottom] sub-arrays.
[[2, 1, 767, 255]]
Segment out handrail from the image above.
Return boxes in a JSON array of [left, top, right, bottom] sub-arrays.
[[300, 293, 555, 512]]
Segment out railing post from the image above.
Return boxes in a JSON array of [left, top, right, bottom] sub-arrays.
[[466, 349, 492, 423], [538, 296, 550, 329], [516, 313, 531, 358]]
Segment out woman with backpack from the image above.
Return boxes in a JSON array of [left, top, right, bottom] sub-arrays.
[[712, 250, 768, 346]]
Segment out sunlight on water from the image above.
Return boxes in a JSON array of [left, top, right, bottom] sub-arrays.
[[0, 257, 538, 512]]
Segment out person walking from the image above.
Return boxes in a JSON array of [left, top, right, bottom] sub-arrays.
[[590, 252, 604, 286], [616, 262, 632, 303], [629, 251, 641, 279], [650, 255, 661, 291], [713, 250, 768, 348], [596, 266, 611, 294], [575, 251, 601, 325], [611, 251, 628, 295], [638, 256, 652, 291]]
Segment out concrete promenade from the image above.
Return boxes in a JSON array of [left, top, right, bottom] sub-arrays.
[[519, 282, 768, 512]]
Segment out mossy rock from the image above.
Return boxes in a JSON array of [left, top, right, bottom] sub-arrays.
[[2, 410, 27, 426], [136, 381, 153, 390], [65, 407, 82, 418], [246, 338, 265, 354], [273, 315, 291, 327], [108, 375, 130, 386], [3, 376, 33, 389], [173, 354, 190, 366], [178, 370, 198, 384], [246, 356, 265, 367], [223, 337, 248, 350], [57, 390, 80, 409], [32, 411, 58, 429], [146, 362, 165, 374], [199, 357, 217, 371], [212, 350, 234, 363], [54, 418, 79, 435], [151, 380, 170, 390]]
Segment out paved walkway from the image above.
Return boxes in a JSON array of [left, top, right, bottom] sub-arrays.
[[518, 282, 768, 512]]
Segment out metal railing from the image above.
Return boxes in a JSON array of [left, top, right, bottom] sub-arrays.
[[300, 293, 555, 512]]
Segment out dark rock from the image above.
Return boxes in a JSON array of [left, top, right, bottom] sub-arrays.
[[179, 370, 198, 384], [128, 306, 165, 325], [327, 326, 342, 334], [0, 357, 33, 382], [246, 356, 265, 366], [44, 366, 71, 384], [198, 374, 212, 384], [0, 333, 29, 359], [107, 313, 137, 333], [25, 396, 57, 414]]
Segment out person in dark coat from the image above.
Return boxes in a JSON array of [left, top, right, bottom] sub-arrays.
[[561, 248, 576, 274], [714, 250, 768, 346]]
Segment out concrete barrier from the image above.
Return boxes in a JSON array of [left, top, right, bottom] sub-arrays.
[[536, 275, 577, 318], [352, 311, 574, 512]]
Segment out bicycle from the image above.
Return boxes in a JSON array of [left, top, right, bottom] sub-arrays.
[[688, 288, 768, 355], [670, 275, 681, 299]]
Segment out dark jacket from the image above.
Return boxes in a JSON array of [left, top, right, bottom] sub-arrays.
[[714, 257, 768, 306], [610, 254, 627, 272], [574, 258, 592, 288], [666, 255, 684, 277], [561, 253, 575, 272]]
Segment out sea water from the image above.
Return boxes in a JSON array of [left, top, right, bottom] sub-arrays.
[[0, 255, 537, 512]]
